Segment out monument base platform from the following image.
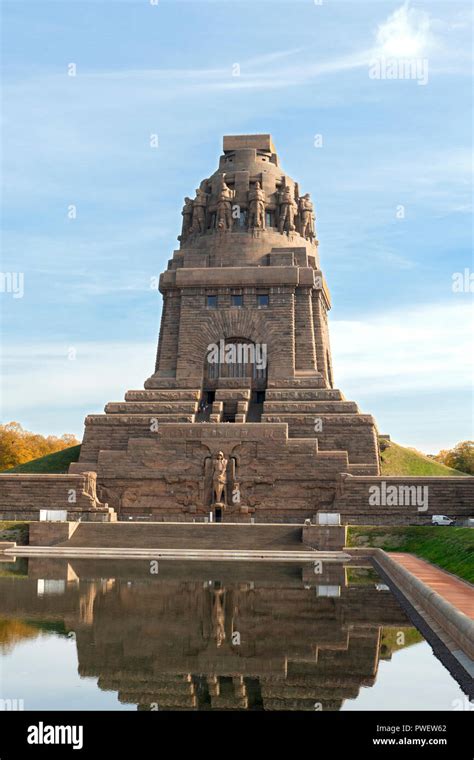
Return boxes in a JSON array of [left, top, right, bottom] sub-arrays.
[[24, 520, 347, 553]]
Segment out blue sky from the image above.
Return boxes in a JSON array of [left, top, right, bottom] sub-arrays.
[[1, 0, 472, 452]]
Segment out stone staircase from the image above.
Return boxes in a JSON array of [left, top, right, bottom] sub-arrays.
[[60, 522, 305, 550], [261, 386, 379, 471]]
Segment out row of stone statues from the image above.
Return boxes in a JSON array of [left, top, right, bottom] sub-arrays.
[[180, 181, 316, 241]]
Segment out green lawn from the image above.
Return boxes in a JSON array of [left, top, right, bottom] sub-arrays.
[[2, 445, 81, 474], [348, 526, 474, 583], [380, 440, 468, 476]]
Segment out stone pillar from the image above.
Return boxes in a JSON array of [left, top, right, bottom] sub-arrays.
[[312, 292, 332, 387], [175, 290, 206, 381], [295, 287, 317, 372], [155, 291, 181, 376], [267, 287, 295, 381]]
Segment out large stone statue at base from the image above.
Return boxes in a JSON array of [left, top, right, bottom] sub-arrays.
[[212, 451, 228, 505]]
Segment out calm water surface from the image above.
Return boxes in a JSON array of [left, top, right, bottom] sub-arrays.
[[0, 558, 468, 711]]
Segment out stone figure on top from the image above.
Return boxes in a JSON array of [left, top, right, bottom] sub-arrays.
[[179, 196, 194, 242], [248, 181, 266, 230], [298, 193, 316, 241], [278, 185, 296, 234], [191, 188, 208, 234], [216, 179, 234, 231]]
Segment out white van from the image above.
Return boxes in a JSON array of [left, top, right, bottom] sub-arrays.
[[431, 515, 455, 526]]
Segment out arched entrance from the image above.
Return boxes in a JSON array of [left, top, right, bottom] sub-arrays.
[[204, 338, 268, 390]]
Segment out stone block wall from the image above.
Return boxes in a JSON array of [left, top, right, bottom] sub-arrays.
[[0, 472, 112, 521], [332, 474, 474, 525]]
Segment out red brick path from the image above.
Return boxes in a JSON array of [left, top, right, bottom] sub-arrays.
[[387, 553, 474, 620]]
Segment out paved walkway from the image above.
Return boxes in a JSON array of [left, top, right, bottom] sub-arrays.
[[387, 552, 474, 620]]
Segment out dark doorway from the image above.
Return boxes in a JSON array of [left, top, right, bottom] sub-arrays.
[[247, 390, 265, 422], [215, 507, 223, 523], [222, 401, 237, 422]]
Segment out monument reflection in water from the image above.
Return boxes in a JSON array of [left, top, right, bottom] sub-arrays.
[[0, 559, 467, 711]]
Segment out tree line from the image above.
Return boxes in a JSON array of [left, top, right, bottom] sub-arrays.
[[433, 441, 474, 475], [0, 422, 79, 471]]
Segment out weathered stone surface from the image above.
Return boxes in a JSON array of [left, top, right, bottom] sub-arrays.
[[0, 473, 111, 521], [67, 135, 382, 521], [332, 474, 474, 524]]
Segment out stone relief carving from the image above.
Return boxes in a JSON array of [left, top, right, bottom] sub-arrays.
[[179, 175, 316, 243], [216, 179, 234, 231], [191, 188, 208, 234], [298, 193, 315, 241], [212, 451, 228, 504], [248, 181, 266, 229], [278, 185, 296, 234], [179, 196, 194, 242]]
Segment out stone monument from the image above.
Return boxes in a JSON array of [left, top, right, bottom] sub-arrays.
[[2, 134, 473, 525], [69, 134, 381, 522]]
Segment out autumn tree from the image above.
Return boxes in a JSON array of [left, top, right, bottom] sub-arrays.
[[0, 422, 80, 471], [435, 441, 474, 475]]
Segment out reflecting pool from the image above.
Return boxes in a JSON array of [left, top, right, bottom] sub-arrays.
[[0, 558, 469, 711]]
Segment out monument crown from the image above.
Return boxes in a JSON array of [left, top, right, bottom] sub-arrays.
[[222, 133, 276, 154], [177, 134, 317, 270]]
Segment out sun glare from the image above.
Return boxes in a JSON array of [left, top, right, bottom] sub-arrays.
[[376, 4, 431, 59]]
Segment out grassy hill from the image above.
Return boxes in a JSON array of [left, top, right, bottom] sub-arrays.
[[3, 445, 81, 474], [348, 526, 474, 583], [380, 440, 468, 477]]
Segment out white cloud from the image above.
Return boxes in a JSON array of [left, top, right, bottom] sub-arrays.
[[331, 300, 474, 394], [374, 2, 434, 58]]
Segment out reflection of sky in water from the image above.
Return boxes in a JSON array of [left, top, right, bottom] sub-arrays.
[[1, 635, 135, 710], [342, 641, 466, 711], [1, 633, 465, 712]]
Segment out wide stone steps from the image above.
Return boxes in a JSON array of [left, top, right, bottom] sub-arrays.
[[125, 390, 200, 401], [261, 413, 373, 424], [104, 402, 198, 414], [63, 522, 305, 550], [263, 401, 358, 414], [85, 414, 194, 425], [265, 389, 344, 401]]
